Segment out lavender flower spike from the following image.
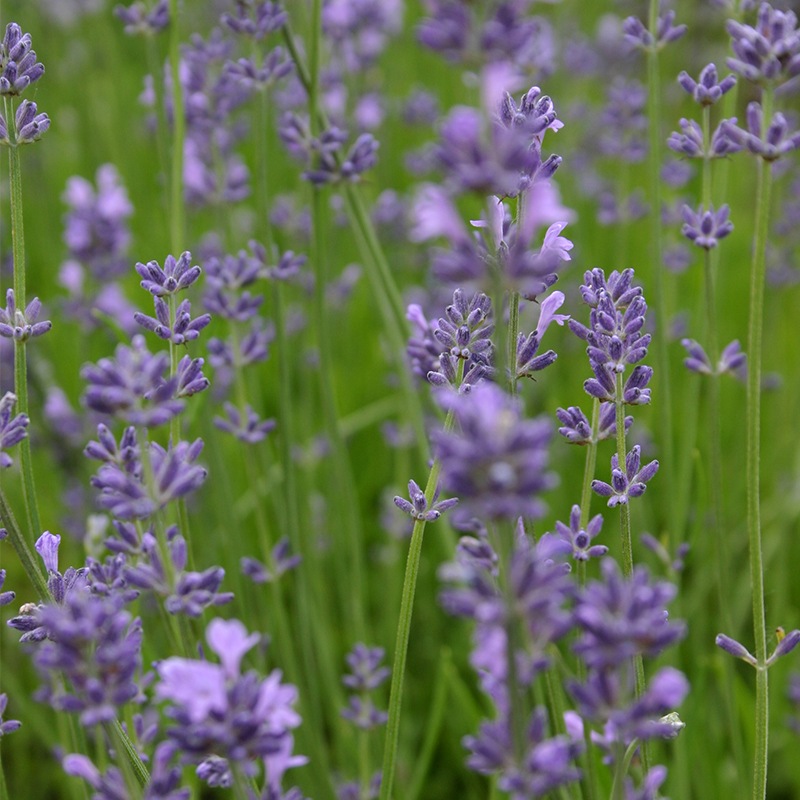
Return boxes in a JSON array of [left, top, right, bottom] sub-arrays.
[[592, 445, 659, 507], [0, 289, 52, 340], [135, 251, 202, 297], [681, 204, 734, 250], [0, 100, 50, 145], [393, 479, 458, 522], [722, 102, 800, 161], [0, 23, 45, 96], [622, 11, 687, 51], [0, 392, 28, 467], [0, 693, 21, 737], [678, 64, 737, 106], [553, 505, 607, 562]]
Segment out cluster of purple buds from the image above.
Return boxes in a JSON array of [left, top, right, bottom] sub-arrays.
[[678, 63, 737, 106], [592, 445, 659, 508], [570, 269, 653, 406], [393, 479, 458, 522], [417, 1, 555, 73], [214, 402, 276, 443], [224, 47, 293, 92], [433, 382, 555, 523], [716, 627, 800, 669], [556, 402, 632, 446], [221, 1, 288, 40], [114, 0, 170, 35], [81, 335, 185, 427], [721, 102, 800, 161], [726, 4, 800, 85], [0, 289, 52, 341], [241, 537, 301, 585], [622, 10, 687, 52], [552, 505, 608, 562], [340, 643, 390, 731], [279, 112, 379, 185], [667, 117, 741, 159], [569, 560, 688, 752], [0, 23, 49, 145], [322, 0, 403, 72], [64, 741, 189, 799], [120, 525, 233, 616], [681, 204, 734, 250], [135, 297, 211, 345], [155, 617, 306, 791], [0, 693, 21, 738], [681, 338, 746, 379], [86, 426, 207, 519], [0, 392, 28, 468]]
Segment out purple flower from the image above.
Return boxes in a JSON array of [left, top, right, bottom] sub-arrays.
[[0, 289, 52, 341], [393, 479, 458, 522], [214, 402, 276, 443], [241, 537, 301, 585], [0, 392, 28, 468], [574, 559, 684, 669], [667, 117, 741, 159], [0, 693, 21, 737], [114, 0, 170, 35], [136, 251, 202, 297], [81, 335, 184, 427], [156, 617, 304, 783], [727, 5, 800, 85], [556, 402, 631, 446], [434, 383, 555, 522], [622, 11, 687, 51], [203, 250, 263, 322], [464, 708, 582, 797], [722, 102, 800, 161], [342, 644, 390, 692], [0, 99, 50, 144], [433, 288, 494, 361], [0, 569, 14, 607], [223, 48, 293, 91], [681, 338, 746, 378], [135, 298, 212, 345], [553, 505, 607, 562], [303, 131, 379, 186], [678, 63, 737, 106], [175, 355, 210, 398], [221, 1, 288, 40], [591, 445, 659, 507], [681, 203, 734, 249], [0, 23, 45, 96], [91, 438, 207, 520]]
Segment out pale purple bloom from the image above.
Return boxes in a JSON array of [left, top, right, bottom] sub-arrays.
[[241, 537, 301, 585], [0, 693, 21, 737], [682, 338, 746, 378], [136, 251, 202, 297], [81, 335, 184, 427], [553, 505, 607, 561], [214, 402, 276, 443], [622, 11, 687, 51], [0, 392, 28, 468], [434, 383, 555, 522], [394, 479, 458, 522], [624, 766, 669, 800], [722, 102, 800, 160], [0, 289, 52, 341], [592, 445, 659, 507], [135, 298, 212, 345], [678, 63, 737, 105], [681, 204, 734, 249], [409, 184, 471, 245], [91, 438, 207, 520], [0, 23, 45, 96], [224, 48, 293, 91], [221, 1, 287, 40], [727, 5, 800, 84], [114, 1, 169, 35]]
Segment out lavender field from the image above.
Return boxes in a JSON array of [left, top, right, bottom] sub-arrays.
[[1, 0, 800, 798]]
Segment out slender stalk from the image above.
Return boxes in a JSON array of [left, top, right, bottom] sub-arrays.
[[0, 745, 8, 800], [746, 93, 774, 800], [645, 3, 675, 535], [0, 486, 47, 600], [167, 0, 185, 252], [579, 398, 601, 529], [507, 290, 521, 396], [379, 392, 460, 800], [4, 113, 42, 541]]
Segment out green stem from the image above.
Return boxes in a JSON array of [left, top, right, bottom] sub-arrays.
[[579, 398, 601, 529], [167, 0, 185, 252], [5, 119, 42, 541], [645, 1, 675, 537], [508, 290, 521, 396], [379, 395, 459, 800], [746, 92, 774, 800], [0, 744, 8, 800], [0, 485, 48, 600]]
